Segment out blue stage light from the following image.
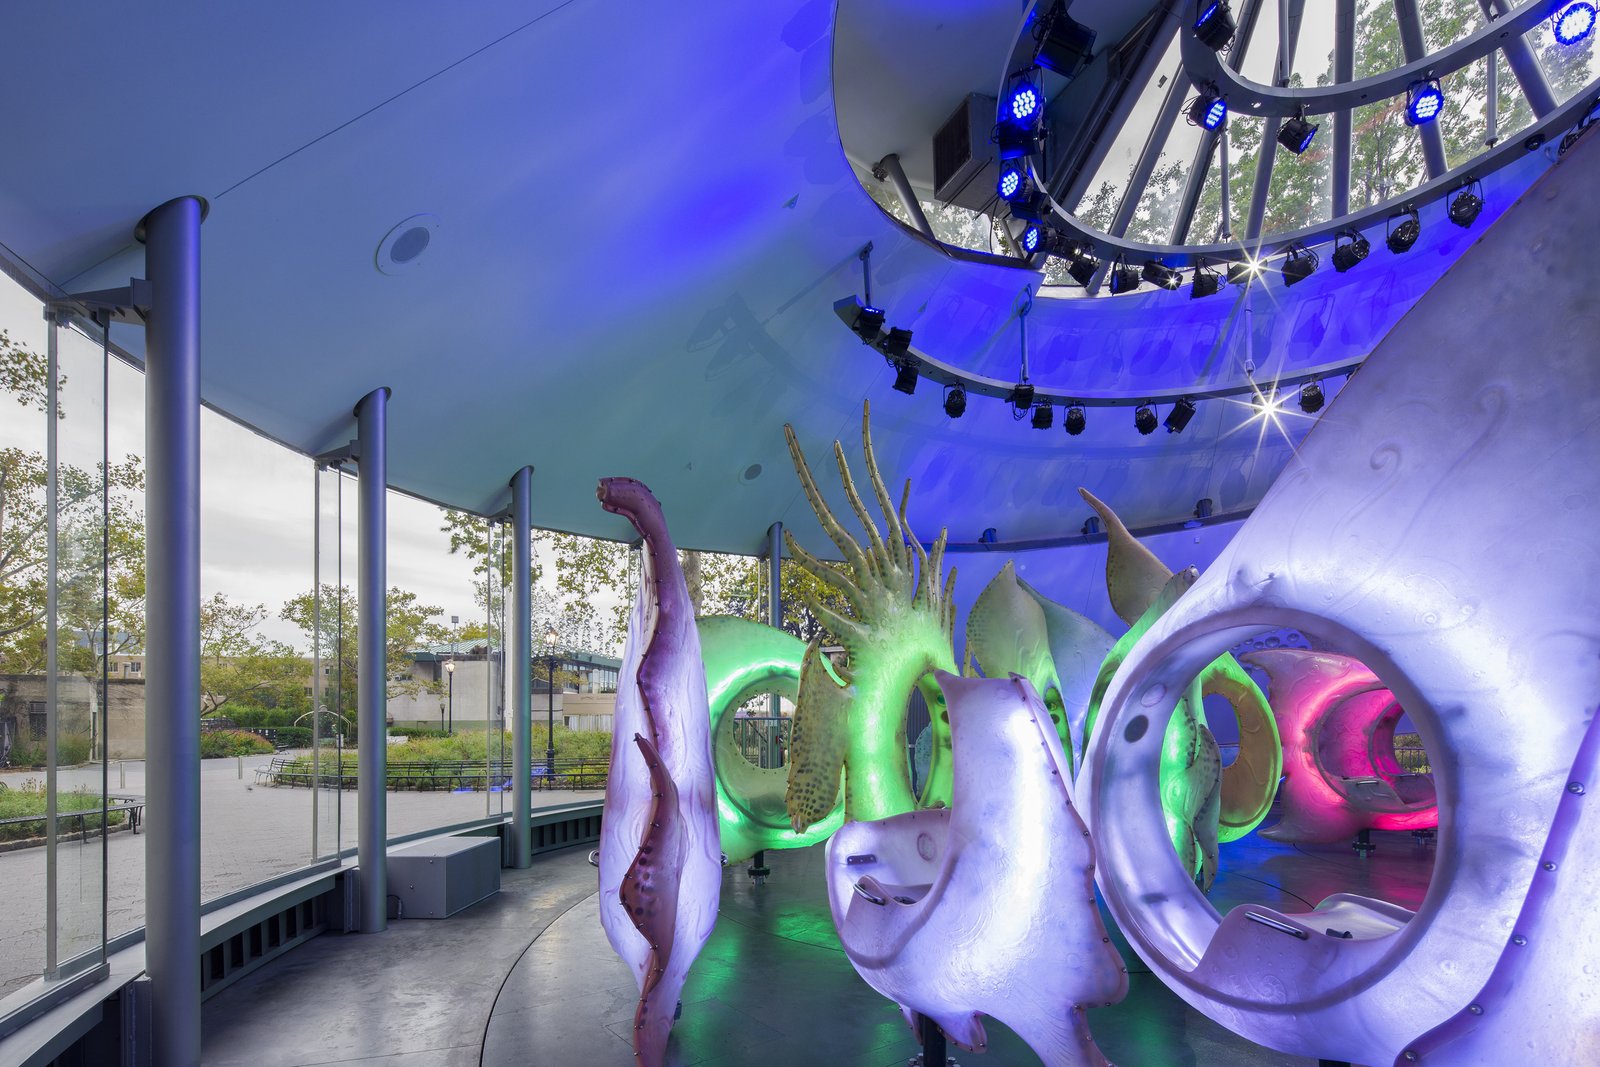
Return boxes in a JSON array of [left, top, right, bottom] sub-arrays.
[[1006, 81, 1043, 125], [1554, 2, 1597, 45], [1019, 223, 1043, 254], [1406, 80, 1444, 125], [1202, 97, 1227, 129], [1278, 115, 1317, 154], [997, 163, 1031, 202]]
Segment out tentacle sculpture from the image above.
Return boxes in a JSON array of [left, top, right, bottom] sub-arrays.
[[596, 477, 720, 1067], [697, 614, 845, 862], [824, 672, 1127, 1064], [1080, 488, 1280, 843], [782, 401, 959, 830], [1242, 648, 1436, 843]]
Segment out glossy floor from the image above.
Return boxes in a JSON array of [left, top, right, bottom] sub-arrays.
[[201, 825, 1435, 1066]]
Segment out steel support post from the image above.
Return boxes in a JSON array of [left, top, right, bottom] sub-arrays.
[[510, 466, 534, 869], [355, 386, 390, 933], [140, 194, 205, 1067]]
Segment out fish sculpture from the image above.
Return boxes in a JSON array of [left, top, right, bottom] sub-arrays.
[[825, 671, 1127, 1063], [596, 477, 721, 1066]]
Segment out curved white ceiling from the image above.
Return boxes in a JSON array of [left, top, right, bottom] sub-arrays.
[[0, 1, 1556, 557]]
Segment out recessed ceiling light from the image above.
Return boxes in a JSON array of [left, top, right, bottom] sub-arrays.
[[376, 214, 439, 275]]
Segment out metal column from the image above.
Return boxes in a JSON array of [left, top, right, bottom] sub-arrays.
[[1478, 0, 1557, 118], [140, 195, 205, 1067], [1331, 0, 1356, 217], [872, 154, 935, 241], [1245, 0, 1307, 240], [766, 522, 783, 720], [1394, 0, 1448, 178], [355, 386, 390, 933], [509, 466, 534, 869]]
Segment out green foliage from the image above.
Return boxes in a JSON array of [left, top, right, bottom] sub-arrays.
[[280, 584, 446, 716], [2, 733, 92, 768], [0, 782, 126, 842], [201, 593, 308, 716], [274, 725, 612, 790], [695, 553, 855, 647], [198, 729, 275, 759]]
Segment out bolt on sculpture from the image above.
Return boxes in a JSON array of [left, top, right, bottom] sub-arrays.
[[825, 671, 1127, 1064], [596, 477, 721, 1067], [782, 402, 959, 832]]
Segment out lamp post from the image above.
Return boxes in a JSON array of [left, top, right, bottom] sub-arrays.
[[445, 615, 459, 734], [544, 623, 558, 776]]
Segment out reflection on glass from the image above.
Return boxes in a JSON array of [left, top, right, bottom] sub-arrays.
[[1188, 116, 1265, 242], [1528, 15, 1600, 104], [312, 464, 346, 860], [1070, 34, 1184, 229]]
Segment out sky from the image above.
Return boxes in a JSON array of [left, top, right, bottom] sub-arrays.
[[0, 269, 572, 652]]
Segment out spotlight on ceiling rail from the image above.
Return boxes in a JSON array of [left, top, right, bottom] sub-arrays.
[[1331, 229, 1370, 272], [1280, 244, 1319, 286], [1448, 182, 1483, 227], [1081, 515, 1102, 536], [1134, 404, 1158, 435], [1299, 378, 1325, 413], [891, 360, 918, 395], [1194, 0, 1237, 51], [1405, 79, 1445, 125], [1226, 257, 1263, 284], [1064, 404, 1086, 436], [1192, 261, 1223, 298], [997, 162, 1033, 202], [852, 305, 886, 342], [1108, 261, 1143, 294], [1009, 383, 1036, 419], [1142, 260, 1183, 290], [1554, 2, 1597, 45], [880, 327, 912, 359], [1187, 92, 1228, 131], [943, 383, 967, 418], [1003, 73, 1045, 128], [1165, 397, 1197, 434], [1031, 401, 1054, 430], [1018, 222, 1045, 255], [1277, 114, 1318, 154], [1034, 4, 1097, 79], [1066, 247, 1099, 287], [1386, 205, 1422, 252]]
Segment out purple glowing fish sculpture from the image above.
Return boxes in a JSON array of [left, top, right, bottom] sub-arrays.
[[825, 671, 1127, 1063], [596, 477, 721, 1066]]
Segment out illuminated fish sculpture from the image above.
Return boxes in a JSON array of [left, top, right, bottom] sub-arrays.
[[825, 671, 1127, 1063], [782, 402, 958, 831], [596, 477, 720, 1066]]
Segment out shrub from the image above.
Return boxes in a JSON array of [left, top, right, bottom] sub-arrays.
[[57, 733, 92, 765], [0, 783, 126, 842], [199, 729, 276, 759]]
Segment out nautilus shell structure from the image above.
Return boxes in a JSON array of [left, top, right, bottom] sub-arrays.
[[825, 672, 1127, 1064], [1243, 648, 1437, 844], [782, 402, 959, 831], [696, 614, 844, 863], [596, 477, 721, 1067], [1077, 127, 1600, 1064]]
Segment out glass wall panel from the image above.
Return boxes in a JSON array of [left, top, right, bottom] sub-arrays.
[[1070, 34, 1184, 228], [311, 464, 347, 859], [1528, 15, 1600, 104]]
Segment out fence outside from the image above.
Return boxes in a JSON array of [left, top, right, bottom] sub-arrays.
[[257, 756, 609, 792]]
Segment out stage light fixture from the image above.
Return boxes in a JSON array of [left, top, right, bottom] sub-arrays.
[[1009, 383, 1036, 418], [1066, 249, 1099, 286], [1004, 77, 1044, 127], [1299, 378, 1325, 413], [1034, 5, 1097, 79], [1018, 222, 1045, 255], [1225, 257, 1262, 284], [852, 305, 885, 342], [880, 327, 912, 358], [1386, 205, 1421, 252], [1331, 230, 1370, 272], [1031, 402, 1053, 430], [891, 360, 918, 395], [1448, 183, 1483, 227], [1081, 516, 1102, 536], [1064, 405, 1086, 435], [997, 162, 1033, 202], [1109, 261, 1142, 294], [1280, 244, 1318, 286], [1277, 114, 1318, 154], [1194, 0, 1237, 51], [1142, 261, 1182, 290], [1192, 262, 1223, 298], [1165, 397, 1197, 434], [1405, 79, 1445, 125], [943, 384, 967, 419], [1187, 93, 1228, 131], [1134, 404, 1158, 435], [1251, 386, 1279, 413], [1555, 2, 1597, 45]]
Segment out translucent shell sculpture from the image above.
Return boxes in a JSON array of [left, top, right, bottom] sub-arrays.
[[825, 672, 1127, 1063], [596, 478, 721, 1066], [1076, 128, 1600, 1064], [1242, 648, 1437, 843], [782, 402, 958, 830], [696, 614, 844, 863]]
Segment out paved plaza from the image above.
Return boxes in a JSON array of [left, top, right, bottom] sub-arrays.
[[0, 753, 598, 998]]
